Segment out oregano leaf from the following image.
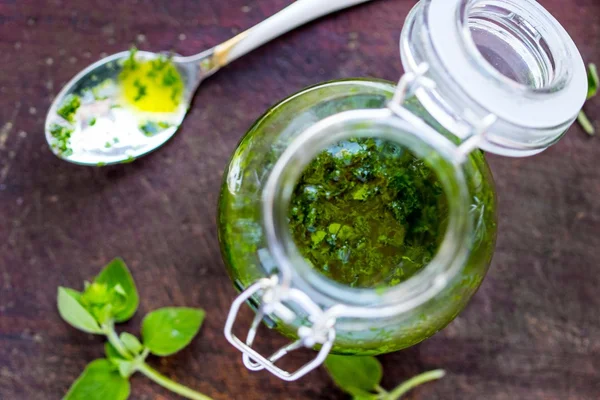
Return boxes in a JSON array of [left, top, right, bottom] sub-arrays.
[[141, 307, 205, 356], [63, 359, 130, 400], [94, 258, 139, 322], [57, 287, 103, 334], [324, 355, 382, 397], [120, 332, 143, 355], [115, 360, 136, 379]]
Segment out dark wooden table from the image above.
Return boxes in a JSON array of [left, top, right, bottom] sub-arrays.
[[1, 0, 600, 399]]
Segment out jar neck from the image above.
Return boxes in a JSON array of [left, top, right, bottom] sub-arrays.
[[261, 107, 472, 315], [400, 0, 586, 157]]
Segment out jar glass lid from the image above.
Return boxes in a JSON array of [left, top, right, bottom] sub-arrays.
[[401, 0, 587, 156]]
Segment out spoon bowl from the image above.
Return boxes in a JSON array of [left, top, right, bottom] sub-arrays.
[[45, 50, 215, 165]]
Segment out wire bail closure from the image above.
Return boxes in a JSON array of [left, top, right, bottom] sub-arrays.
[[224, 62, 497, 381], [389, 63, 437, 107], [388, 62, 498, 165], [224, 275, 336, 381]]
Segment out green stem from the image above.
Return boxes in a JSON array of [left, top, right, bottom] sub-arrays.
[[375, 384, 388, 394], [139, 347, 150, 361], [578, 110, 595, 136], [101, 323, 211, 400], [137, 363, 213, 400], [385, 369, 446, 400], [102, 321, 132, 359]]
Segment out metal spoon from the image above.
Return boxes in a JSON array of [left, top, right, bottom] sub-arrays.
[[45, 0, 373, 166]]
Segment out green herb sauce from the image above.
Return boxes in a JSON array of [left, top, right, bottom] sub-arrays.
[[289, 137, 447, 288]]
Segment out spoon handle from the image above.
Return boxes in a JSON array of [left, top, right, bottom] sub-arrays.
[[212, 0, 374, 67]]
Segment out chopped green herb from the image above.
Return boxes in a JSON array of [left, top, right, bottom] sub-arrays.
[[122, 155, 135, 164], [133, 79, 147, 102], [97, 162, 106, 167], [113, 137, 119, 144], [122, 46, 138, 72], [139, 121, 171, 136], [49, 124, 74, 157], [57, 94, 81, 123], [311, 231, 327, 245], [93, 93, 109, 101], [105, 142, 112, 149], [89, 117, 97, 126], [162, 68, 179, 86], [170, 86, 182, 103], [289, 138, 447, 288], [146, 55, 170, 78], [140, 122, 158, 136], [90, 79, 111, 101]]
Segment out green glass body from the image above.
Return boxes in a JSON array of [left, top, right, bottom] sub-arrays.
[[218, 79, 497, 355]]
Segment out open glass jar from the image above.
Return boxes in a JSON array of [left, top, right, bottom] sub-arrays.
[[219, 0, 586, 381]]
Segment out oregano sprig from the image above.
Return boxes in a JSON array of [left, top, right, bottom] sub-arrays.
[[578, 63, 598, 136], [57, 258, 212, 400], [324, 355, 445, 399]]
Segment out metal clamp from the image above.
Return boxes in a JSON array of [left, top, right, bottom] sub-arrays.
[[224, 275, 336, 381], [455, 111, 497, 164], [388, 62, 498, 165], [388, 62, 437, 112]]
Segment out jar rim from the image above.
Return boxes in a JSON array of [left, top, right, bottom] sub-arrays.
[[457, 0, 572, 95], [262, 107, 473, 317]]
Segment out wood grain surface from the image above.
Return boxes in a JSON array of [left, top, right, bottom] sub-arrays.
[[1, 0, 599, 399]]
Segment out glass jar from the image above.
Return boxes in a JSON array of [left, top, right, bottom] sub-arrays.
[[220, 0, 586, 381]]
